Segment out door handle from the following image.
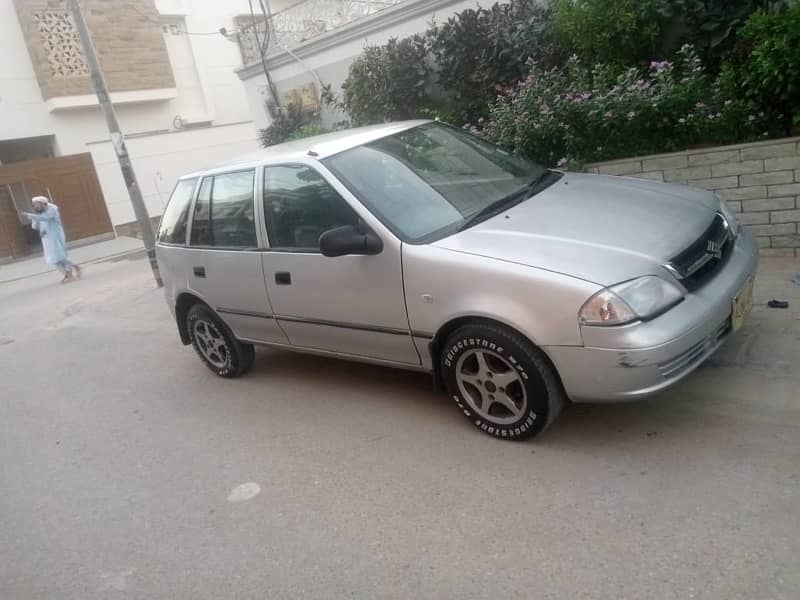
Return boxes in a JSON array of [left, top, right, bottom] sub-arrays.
[[193, 266, 206, 278], [275, 271, 291, 285]]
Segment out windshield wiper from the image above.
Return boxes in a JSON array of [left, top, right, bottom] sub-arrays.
[[457, 170, 559, 231], [526, 169, 560, 196]]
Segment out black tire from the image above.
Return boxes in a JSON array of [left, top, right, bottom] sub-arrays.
[[186, 304, 255, 378], [441, 323, 566, 440]]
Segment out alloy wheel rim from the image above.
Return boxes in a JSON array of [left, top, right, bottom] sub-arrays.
[[193, 319, 229, 369], [455, 349, 527, 425]]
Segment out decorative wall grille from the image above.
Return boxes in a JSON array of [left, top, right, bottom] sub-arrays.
[[33, 10, 89, 78]]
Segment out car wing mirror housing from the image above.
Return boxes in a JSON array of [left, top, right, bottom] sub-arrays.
[[319, 225, 383, 257]]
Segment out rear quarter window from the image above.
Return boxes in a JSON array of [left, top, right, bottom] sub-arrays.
[[158, 178, 198, 244]]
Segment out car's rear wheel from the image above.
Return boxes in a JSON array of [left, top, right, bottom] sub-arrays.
[[186, 304, 254, 377], [441, 323, 565, 440]]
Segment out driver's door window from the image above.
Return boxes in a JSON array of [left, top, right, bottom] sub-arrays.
[[263, 165, 359, 251]]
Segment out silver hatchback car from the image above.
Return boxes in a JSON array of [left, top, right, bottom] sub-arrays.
[[156, 120, 757, 440]]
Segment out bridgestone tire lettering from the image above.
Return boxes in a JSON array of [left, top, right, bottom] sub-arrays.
[[440, 324, 566, 441]]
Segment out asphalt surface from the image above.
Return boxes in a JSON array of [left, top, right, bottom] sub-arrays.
[[1, 255, 798, 599]]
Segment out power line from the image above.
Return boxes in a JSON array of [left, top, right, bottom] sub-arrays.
[[127, 0, 312, 36], [126, 3, 223, 36], [259, 0, 272, 51], [248, 0, 281, 117], [103, 0, 397, 37], [260, 0, 312, 20], [183, 30, 225, 36], [251, 0, 270, 53]]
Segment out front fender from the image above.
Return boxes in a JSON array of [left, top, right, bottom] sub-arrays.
[[402, 244, 600, 368]]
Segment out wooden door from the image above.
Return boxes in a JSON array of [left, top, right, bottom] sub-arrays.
[[0, 185, 30, 260], [0, 154, 112, 258]]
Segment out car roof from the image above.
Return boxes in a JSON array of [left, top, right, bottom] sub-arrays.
[[180, 119, 432, 179]]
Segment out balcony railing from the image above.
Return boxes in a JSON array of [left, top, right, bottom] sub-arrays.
[[237, 0, 405, 65]]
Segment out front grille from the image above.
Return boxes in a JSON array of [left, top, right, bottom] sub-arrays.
[[665, 213, 733, 291], [658, 319, 731, 379]]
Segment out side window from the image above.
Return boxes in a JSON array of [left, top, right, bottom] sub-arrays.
[[189, 170, 257, 248], [263, 165, 359, 250], [157, 178, 197, 244], [190, 177, 212, 246]]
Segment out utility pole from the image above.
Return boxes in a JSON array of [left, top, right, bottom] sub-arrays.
[[67, 0, 162, 287]]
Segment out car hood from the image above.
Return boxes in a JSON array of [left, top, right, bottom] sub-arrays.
[[434, 172, 720, 285]]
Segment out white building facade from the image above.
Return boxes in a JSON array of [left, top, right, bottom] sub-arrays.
[[0, 0, 263, 258]]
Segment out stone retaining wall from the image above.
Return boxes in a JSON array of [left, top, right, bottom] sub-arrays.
[[586, 137, 800, 257]]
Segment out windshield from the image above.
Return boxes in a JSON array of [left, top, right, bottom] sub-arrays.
[[323, 123, 547, 243]]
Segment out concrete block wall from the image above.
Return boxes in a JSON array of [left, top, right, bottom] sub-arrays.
[[586, 137, 800, 257]]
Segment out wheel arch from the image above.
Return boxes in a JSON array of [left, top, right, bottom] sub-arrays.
[[429, 315, 563, 392], [175, 292, 209, 345]]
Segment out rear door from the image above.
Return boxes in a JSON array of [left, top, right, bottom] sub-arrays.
[[184, 169, 287, 344], [260, 162, 419, 365], [156, 176, 199, 309]]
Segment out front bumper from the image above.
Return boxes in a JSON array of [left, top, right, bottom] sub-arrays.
[[545, 230, 758, 402]]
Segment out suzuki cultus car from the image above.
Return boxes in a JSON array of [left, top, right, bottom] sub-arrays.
[[156, 121, 757, 440]]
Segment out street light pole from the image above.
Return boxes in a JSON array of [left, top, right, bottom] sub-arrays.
[[67, 0, 162, 287]]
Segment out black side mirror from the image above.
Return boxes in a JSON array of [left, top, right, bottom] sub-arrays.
[[319, 225, 383, 257]]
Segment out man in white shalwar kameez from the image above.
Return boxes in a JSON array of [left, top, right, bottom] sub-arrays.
[[21, 196, 82, 283]]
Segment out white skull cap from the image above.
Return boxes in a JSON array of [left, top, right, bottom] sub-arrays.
[[31, 196, 49, 204]]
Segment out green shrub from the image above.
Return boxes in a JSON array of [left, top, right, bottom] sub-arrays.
[[656, 1, 789, 67], [427, 0, 558, 124], [328, 0, 793, 151], [481, 46, 767, 166], [338, 36, 432, 125], [259, 103, 326, 147], [724, 2, 800, 134], [286, 123, 330, 141], [332, 1, 556, 126], [259, 104, 303, 147], [551, 0, 667, 65]]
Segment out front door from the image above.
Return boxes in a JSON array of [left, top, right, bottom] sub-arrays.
[[260, 163, 419, 365], [184, 169, 287, 344]]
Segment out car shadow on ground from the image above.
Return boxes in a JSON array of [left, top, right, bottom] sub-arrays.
[[245, 345, 708, 447], [248, 346, 439, 407]]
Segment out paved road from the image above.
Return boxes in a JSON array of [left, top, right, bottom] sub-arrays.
[[1, 256, 798, 599]]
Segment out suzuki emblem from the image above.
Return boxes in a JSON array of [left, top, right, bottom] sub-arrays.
[[706, 240, 723, 259]]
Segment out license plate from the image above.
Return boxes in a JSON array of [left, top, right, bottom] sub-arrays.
[[731, 277, 754, 332]]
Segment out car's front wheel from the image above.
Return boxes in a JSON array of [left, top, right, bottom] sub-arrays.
[[441, 323, 566, 440], [186, 304, 254, 377]]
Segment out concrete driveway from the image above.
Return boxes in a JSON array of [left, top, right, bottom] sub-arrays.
[[1, 255, 798, 599]]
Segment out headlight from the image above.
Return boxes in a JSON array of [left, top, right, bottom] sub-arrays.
[[579, 276, 684, 326], [716, 194, 740, 238]]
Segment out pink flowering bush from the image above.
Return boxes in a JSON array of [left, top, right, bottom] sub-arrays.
[[481, 46, 768, 167]]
